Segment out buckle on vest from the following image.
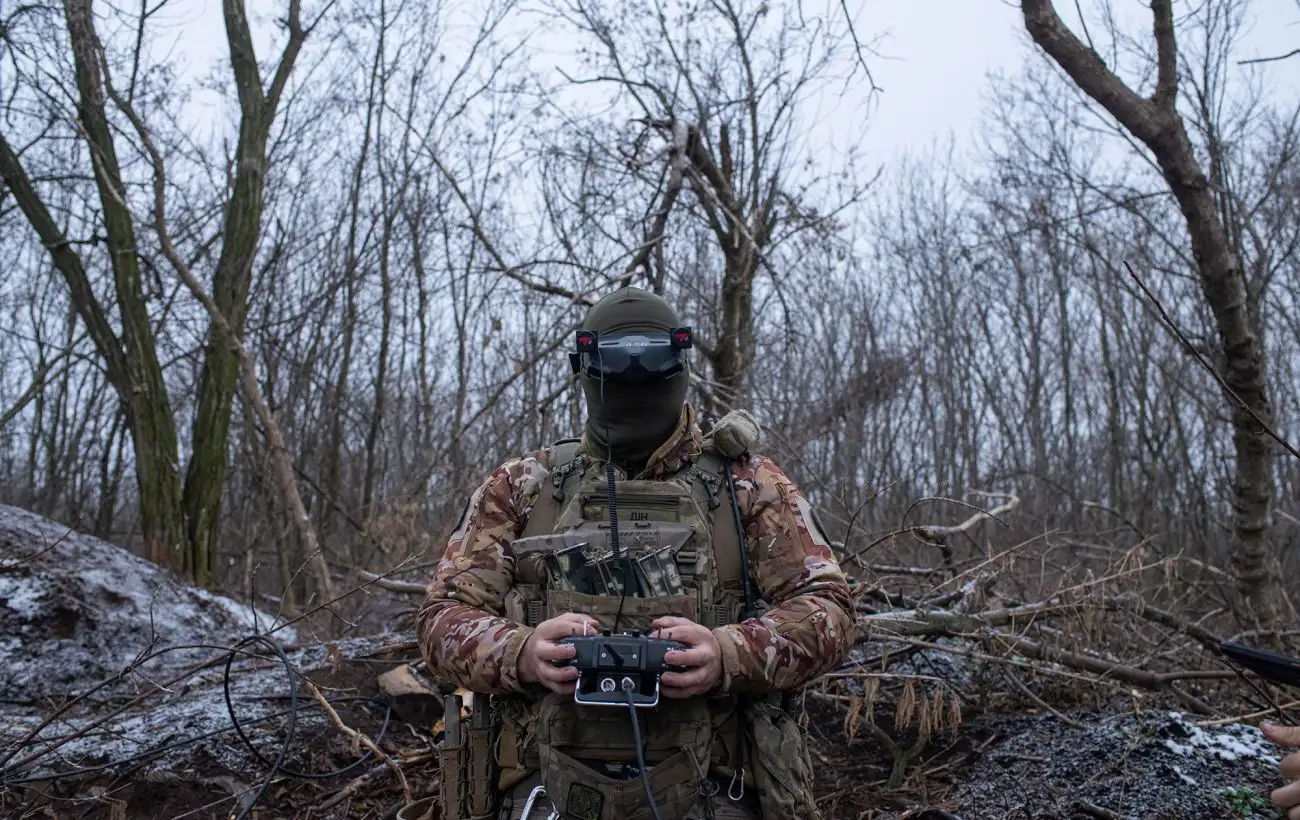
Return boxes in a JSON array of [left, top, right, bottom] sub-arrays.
[[551, 457, 582, 500], [690, 466, 723, 509]]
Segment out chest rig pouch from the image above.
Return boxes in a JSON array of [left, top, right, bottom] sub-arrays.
[[505, 442, 751, 634], [497, 442, 755, 820]]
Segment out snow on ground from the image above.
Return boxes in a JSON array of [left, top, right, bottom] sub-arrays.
[[949, 709, 1282, 819], [1, 636, 390, 783], [0, 503, 296, 703], [1160, 711, 1282, 765]]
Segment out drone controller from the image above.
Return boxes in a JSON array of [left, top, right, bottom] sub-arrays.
[[555, 631, 688, 707]]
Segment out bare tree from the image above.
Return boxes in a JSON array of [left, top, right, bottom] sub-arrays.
[[532, 0, 880, 414], [4, 0, 1299, 647], [181, 0, 316, 583], [0, 0, 317, 587], [1020, 0, 1278, 598]]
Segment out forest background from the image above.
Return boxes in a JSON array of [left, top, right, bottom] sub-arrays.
[[3, 0, 1300, 643]]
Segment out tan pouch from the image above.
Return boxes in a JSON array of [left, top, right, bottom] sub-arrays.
[[537, 743, 704, 820], [744, 699, 823, 820], [544, 588, 697, 632]]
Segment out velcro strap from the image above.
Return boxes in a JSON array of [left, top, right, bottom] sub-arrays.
[[710, 604, 730, 629], [699, 603, 724, 629]]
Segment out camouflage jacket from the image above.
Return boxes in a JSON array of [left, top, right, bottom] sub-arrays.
[[415, 406, 855, 697]]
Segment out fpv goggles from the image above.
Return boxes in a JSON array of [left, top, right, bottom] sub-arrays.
[[569, 327, 693, 384]]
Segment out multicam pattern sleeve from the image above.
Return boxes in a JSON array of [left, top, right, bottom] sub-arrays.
[[711, 454, 856, 694], [414, 450, 551, 695]]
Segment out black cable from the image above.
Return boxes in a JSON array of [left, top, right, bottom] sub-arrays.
[[723, 461, 754, 798], [622, 680, 661, 820], [722, 462, 756, 621], [224, 634, 297, 820], [599, 361, 630, 635], [222, 641, 392, 780], [1, 634, 395, 820]]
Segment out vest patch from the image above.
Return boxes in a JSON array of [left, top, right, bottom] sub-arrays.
[[566, 783, 603, 820]]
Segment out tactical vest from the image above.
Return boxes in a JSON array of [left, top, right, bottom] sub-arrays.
[[503, 438, 754, 632], [493, 438, 766, 812]]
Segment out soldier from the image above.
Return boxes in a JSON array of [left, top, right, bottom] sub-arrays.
[[416, 286, 855, 820]]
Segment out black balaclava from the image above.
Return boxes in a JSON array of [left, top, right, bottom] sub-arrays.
[[580, 287, 689, 471]]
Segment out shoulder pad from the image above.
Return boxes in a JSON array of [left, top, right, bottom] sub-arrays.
[[702, 409, 760, 458], [546, 437, 585, 501], [693, 447, 731, 476], [547, 437, 582, 467]]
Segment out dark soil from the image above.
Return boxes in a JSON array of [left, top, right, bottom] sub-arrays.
[[808, 700, 1284, 820], [3, 644, 1287, 820]]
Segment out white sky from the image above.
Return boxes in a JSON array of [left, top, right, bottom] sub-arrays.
[[856, 0, 1300, 161], [143, 0, 1300, 173]]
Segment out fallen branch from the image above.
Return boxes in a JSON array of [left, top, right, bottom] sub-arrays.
[[357, 569, 428, 595], [303, 678, 412, 804], [980, 629, 1235, 690], [313, 752, 435, 812]]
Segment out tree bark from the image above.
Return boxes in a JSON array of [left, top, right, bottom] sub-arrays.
[[674, 121, 771, 413], [0, 1, 188, 572], [181, 0, 310, 586], [1020, 0, 1275, 596]]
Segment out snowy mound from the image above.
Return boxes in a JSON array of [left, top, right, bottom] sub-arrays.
[[0, 504, 296, 702]]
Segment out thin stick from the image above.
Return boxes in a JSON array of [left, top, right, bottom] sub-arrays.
[[302, 678, 412, 803], [1195, 700, 1300, 727], [1123, 260, 1300, 460]]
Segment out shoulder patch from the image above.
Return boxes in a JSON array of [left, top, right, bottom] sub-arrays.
[[448, 480, 489, 545], [793, 494, 832, 549]]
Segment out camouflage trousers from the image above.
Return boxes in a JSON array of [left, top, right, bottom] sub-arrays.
[[497, 774, 762, 820]]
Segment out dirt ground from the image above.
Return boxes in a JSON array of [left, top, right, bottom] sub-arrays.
[[1, 640, 1286, 820]]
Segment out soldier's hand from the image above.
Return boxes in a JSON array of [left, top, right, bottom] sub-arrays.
[[1263, 721, 1300, 818], [519, 613, 601, 695], [651, 616, 722, 698]]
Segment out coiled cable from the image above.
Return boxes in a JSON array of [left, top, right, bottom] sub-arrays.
[[1, 634, 396, 820]]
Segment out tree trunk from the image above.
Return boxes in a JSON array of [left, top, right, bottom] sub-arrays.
[[676, 122, 770, 414], [0, 2, 188, 572], [1020, 0, 1275, 596], [181, 0, 310, 586]]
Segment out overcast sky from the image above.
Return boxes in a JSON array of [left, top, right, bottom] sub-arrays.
[[147, 0, 1300, 170], [860, 0, 1299, 161]]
